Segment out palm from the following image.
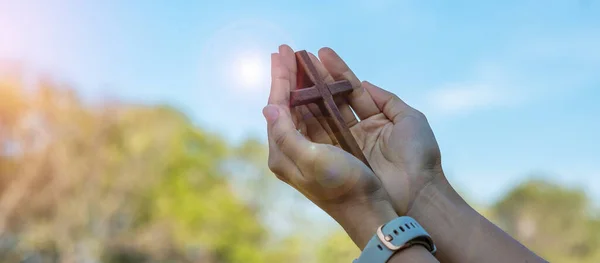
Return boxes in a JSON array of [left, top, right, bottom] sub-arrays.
[[353, 111, 441, 214]]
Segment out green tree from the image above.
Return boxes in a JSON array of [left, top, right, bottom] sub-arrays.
[[0, 69, 277, 262], [492, 179, 600, 263]]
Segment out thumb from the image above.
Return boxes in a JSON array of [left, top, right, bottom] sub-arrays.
[[262, 104, 280, 124], [362, 81, 411, 124], [263, 104, 314, 164]]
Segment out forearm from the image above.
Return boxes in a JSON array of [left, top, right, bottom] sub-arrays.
[[407, 175, 547, 263]]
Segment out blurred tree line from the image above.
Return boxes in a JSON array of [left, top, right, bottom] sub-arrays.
[[0, 67, 598, 263]]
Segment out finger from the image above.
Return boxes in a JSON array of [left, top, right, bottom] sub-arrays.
[[318, 47, 381, 120], [278, 45, 299, 126], [302, 100, 339, 145], [278, 45, 297, 95], [362, 81, 411, 124], [296, 105, 334, 144], [294, 52, 340, 144], [278, 45, 301, 129], [264, 104, 316, 171], [307, 52, 359, 128], [268, 53, 291, 106], [303, 52, 343, 142], [279, 45, 334, 144], [268, 53, 315, 165], [265, 116, 305, 186]]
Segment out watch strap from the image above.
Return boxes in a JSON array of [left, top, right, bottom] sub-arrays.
[[354, 216, 436, 263]]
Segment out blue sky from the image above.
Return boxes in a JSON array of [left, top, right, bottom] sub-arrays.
[[1, 0, 599, 206]]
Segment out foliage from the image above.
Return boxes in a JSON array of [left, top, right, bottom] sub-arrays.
[[492, 179, 600, 262], [0, 72, 269, 262]]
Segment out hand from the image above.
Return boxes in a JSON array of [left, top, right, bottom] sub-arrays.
[[265, 51, 397, 248], [277, 45, 444, 215]]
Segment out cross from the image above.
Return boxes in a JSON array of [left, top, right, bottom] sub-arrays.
[[290, 50, 371, 168]]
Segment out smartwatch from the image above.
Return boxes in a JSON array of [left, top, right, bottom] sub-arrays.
[[354, 216, 436, 263]]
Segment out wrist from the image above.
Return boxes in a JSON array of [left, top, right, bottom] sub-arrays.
[[407, 173, 468, 225], [354, 215, 437, 263], [328, 190, 398, 249], [406, 173, 473, 260], [407, 171, 466, 215]]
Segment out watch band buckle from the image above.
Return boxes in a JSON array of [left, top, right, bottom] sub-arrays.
[[375, 224, 407, 251]]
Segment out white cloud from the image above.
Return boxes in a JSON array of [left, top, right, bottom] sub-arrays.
[[425, 80, 527, 116], [425, 32, 600, 117]]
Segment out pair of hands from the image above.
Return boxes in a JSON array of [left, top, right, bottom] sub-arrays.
[[263, 45, 444, 248]]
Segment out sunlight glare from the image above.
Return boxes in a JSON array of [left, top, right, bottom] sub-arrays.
[[198, 18, 294, 97], [236, 54, 264, 89]]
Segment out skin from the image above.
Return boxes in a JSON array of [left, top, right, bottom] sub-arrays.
[[265, 44, 548, 263]]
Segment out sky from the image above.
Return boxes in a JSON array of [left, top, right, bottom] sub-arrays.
[[1, 0, 599, 206]]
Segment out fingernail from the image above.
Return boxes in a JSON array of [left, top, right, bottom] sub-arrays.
[[262, 105, 279, 122], [362, 80, 374, 87], [321, 47, 334, 55]]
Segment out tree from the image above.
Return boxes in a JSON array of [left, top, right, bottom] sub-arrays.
[[492, 179, 600, 263], [0, 68, 273, 262]]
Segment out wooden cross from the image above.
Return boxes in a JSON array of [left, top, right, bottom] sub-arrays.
[[290, 50, 371, 168]]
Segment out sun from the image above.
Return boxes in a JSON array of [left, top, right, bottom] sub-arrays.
[[234, 54, 266, 90], [198, 18, 294, 95]]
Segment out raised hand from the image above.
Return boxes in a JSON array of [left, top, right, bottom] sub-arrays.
[[264, 51, 397, 248], [278, 45, 443, 216]]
